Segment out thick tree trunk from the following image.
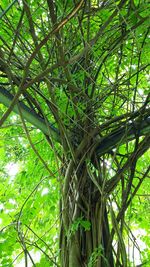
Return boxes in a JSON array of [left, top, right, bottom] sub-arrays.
[[59, 159, 114, 267]]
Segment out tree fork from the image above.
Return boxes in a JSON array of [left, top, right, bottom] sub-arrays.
[[0, 86, 149, 157]]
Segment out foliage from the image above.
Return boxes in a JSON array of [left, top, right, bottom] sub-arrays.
[[67, 217, 91, 241], [0, 0, 150, 266], [88, 245, 109, 267]]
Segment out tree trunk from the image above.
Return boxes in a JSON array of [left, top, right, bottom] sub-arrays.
[[59, 157, 114, 267]]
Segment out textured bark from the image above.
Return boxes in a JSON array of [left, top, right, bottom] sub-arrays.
[[59, 159, 114, 267]]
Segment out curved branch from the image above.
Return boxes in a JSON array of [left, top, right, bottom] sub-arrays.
[[0, 87, 149, 157], [95, 115, 150, 157], [0, 86, 60, 142]]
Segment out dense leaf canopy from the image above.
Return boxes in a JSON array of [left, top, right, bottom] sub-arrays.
[[0, 0, 150, 266]]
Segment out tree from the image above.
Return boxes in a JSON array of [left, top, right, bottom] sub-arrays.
[[0, 0, 150, 266]]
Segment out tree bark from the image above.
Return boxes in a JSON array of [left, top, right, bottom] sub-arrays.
[[59, 158, 114, 267]]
